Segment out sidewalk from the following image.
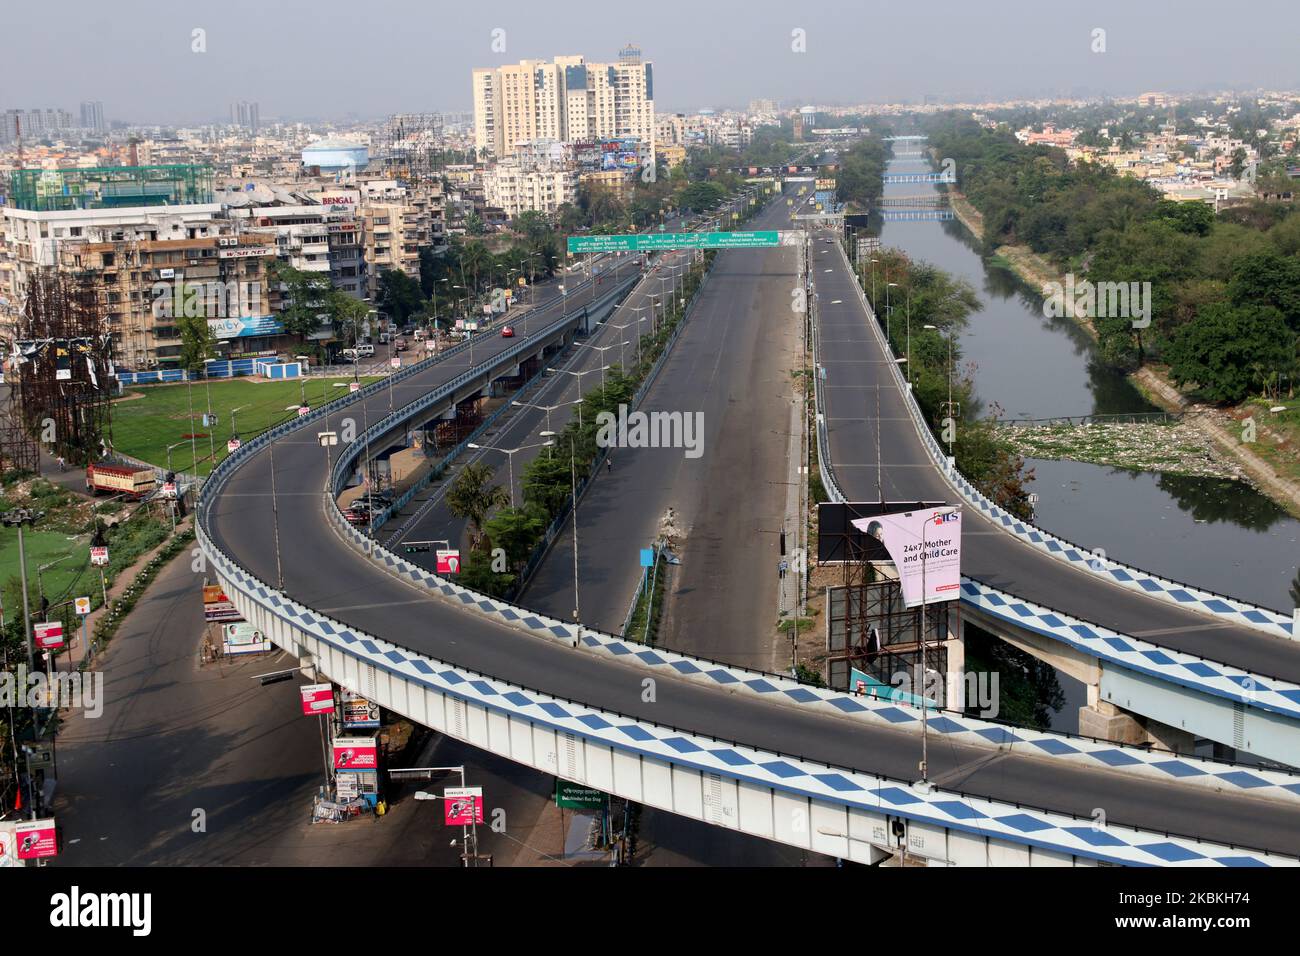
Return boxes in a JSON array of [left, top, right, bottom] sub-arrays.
[[60, 512, 194, 674]]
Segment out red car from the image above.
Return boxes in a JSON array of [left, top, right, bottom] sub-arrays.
[[501, 326, 515, 338]]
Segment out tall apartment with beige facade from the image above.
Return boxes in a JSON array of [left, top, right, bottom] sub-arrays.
[[473, 46, 655, 162]]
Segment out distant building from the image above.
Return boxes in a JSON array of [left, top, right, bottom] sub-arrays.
[[80, 100, 106, 133], [230, 101, 260, 134], [473, 46, 655, 163], [301, 139, 369, 173]]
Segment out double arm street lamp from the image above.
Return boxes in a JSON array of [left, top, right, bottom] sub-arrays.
[[467, 439, 555, 509], [572, 342, 617, 384], [559, 366, 609, 426], [609, 315, 649, 369], [512, 398, 581, 436]]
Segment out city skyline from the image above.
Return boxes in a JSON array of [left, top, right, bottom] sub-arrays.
[[5, 0, 1300, 125]]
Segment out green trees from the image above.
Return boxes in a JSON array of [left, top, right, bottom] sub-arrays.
[[270, 261, 334, 343], [177, 311, 217, 374], [834, 137, 887, 210], [377, 269, 424, 326], [445, 462, 509, 549], [1165, 303, 1294, 403]]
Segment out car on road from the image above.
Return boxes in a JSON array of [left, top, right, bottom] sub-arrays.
[[356, 343, 376, 358], [341, 348, 360, 363], [394, 337, 409, 351], [501, 326, 515, 338]]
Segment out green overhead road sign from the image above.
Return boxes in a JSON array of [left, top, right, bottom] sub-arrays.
[[567, 231, 780, 254], [554, 780, 608, 809]]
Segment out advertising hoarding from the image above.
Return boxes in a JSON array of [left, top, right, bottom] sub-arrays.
[[851, 507, 962, 608], [341, 690, 380, 728], [300, 683, 335, 715], [202, 584, 243, 622], [90, 546, 109, 566], [207, 316, 284, 340], [223, 622, 270, 655], [599, 137, 640, 171], [444, 787, 484, 825], [0, 822, 17, 867], [34, 621, 63, 649], [333, 736, 379, 771], [435, 549, 461, 574], [14, 819, 58, 860]]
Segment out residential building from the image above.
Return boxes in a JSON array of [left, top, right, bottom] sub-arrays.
[[80, 101, 106, 133], [483, 158, 577, 218], [230, 101, 260, 134], [472, 46, 655, 163]]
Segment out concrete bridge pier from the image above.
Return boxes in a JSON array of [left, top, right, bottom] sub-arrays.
[[1078, 687, 1194, 754], [962, 608, 1196, 754]]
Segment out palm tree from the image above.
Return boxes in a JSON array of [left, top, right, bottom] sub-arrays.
[[446, 462, 509, 549]]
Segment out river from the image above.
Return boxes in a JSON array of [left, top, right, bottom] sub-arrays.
[[875, 152, 1300, 733]]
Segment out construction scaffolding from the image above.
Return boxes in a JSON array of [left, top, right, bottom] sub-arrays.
[[6, 164, 214, 212], [9, 270, 114, 466], [382, 114, 444, 183]]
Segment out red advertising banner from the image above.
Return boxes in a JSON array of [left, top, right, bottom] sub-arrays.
[[436, 549, 461, 574], [34, 621, 64, 649], [444, 787, 484, 825], [15, 819, 58, 860], [90, 546, 109, 566], [332, 736, 378, 771], [300, 683, 335, 715]]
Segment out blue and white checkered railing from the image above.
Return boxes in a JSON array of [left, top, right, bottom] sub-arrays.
[[195, 520, 1298, 867], [197, 214, 1300, 865], [322, 503, 1300, 799], [827, 238, 1297, 642]]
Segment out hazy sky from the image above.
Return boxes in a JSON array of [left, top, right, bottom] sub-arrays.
[[8, 0, 1300, 124]]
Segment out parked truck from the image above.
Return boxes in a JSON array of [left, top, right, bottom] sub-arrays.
[[86, 462, 156, 499]]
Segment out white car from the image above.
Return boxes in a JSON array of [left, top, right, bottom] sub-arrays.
[[356, 343, 375, 358]]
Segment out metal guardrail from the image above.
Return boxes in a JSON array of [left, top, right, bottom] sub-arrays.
[[514, 256, 718, 599], [822, 235, 1299, 644]]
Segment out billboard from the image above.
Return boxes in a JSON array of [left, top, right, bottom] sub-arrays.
[[851, 507, 962, 608], [203, 584, 243, 622], [223, 622, 270, 655], [341, 690, 380, 728], [300, 683, 335, 716], [0, 822, 16, 867], [34, 621, 64, 649], [90, 546, 109, 566], [333, 735, 379, 771], [600, 137, 640, 171], [444, 787, 484, 825], [207, 315, 284, 340], [14, 819, 58, 860], [436, 549, 461, 574]]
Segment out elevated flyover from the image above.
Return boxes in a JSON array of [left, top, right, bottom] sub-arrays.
[[197, 195, 1300, 866], [809, 228, 1300, 764]]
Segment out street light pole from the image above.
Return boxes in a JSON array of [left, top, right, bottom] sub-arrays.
[[570, 436, 580, 624]]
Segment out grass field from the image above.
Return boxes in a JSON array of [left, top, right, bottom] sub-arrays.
[[111, 376, 380, 476], [0, 526, 92, 608]]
